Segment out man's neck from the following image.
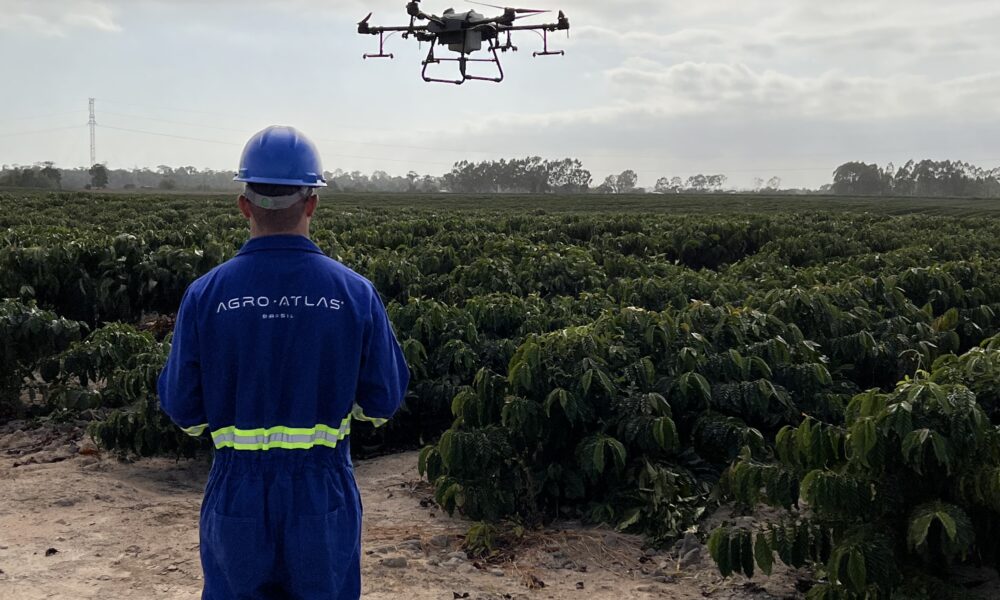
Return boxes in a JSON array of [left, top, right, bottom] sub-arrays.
[[249, 225, 310, 239]]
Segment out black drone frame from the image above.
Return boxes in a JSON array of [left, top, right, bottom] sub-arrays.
[[358, 1, 569, 85]]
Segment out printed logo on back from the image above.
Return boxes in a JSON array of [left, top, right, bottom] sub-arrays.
[[216, 295, 344, 314]]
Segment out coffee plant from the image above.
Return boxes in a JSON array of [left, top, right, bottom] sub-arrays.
[[6, 191, 1000, 594], [711, 338, 1000, 598], [0, 299, 84, 418]]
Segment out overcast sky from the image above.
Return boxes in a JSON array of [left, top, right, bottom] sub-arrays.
[[0, 0, 998, 188]]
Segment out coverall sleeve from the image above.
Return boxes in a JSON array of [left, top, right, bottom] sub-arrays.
[[352, 288, 410, 428], [157, 288, 208, 437]]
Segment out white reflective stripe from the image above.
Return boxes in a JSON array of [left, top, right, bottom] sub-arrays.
[[352, 403, 388, 428], [212, 428, 348, 446]]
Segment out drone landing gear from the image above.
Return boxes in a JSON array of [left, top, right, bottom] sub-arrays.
[[533, 29, 564, 57], [363, 31, 395, 59], [421, 39, 504, 85]]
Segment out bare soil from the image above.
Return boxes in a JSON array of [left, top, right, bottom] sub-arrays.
[[0, 422, 815, 599]]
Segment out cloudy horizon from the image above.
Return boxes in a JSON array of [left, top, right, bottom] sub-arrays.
[[1, 0, 997, 189]]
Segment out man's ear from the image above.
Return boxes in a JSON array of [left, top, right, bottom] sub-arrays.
[[304, 194, 319, 218], [238, 195, 253, 220]]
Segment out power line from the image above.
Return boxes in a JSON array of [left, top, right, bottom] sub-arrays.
[[98, 98, 256, 120], [100, 109, 501, 155], [0, 125, 86, 139], [0, 110, 87, 126], [98, 123, 455, 167], [91, 105, 935, 171], [102, 111, 248, 134], [99, 124, 243, 146], [78, 101, 1000, 176], [97, 97, 437, 135]]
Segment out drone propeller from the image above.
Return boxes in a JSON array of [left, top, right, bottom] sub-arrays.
[[359, 12, 373, 25], [468, 1, 550, 14], [510, 12, 546, 21]]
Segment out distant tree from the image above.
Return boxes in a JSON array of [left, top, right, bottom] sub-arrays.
[[765, 176, 782, 191], [39, 162, 62, 189], [654, 177, 677, 194], [752, 177, 765, 192], [546, 158, 592, 193], [0, 165, 60, 189], [597, 175, 618, 194], [686, 174, 709, 192], [830, 159, 1000, 197], [444, 157, 589, 194], [831, 162, 886, 195], [615, 170, 638, 193], [158, 179, 177, 190], [89, 164, 110, 189], [653, 177, 684, 194], [707, 174, 727, 191]]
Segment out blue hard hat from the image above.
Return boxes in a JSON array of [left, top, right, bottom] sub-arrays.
[[234, 126, 327, 187]]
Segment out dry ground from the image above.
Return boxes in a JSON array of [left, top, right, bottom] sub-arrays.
[[0, 422, 814, 600]]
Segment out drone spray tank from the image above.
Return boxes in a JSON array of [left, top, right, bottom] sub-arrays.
[[428, 10, 486, 53]]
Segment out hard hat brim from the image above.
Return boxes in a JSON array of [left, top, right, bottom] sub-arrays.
[[234, 175, 327, 188]]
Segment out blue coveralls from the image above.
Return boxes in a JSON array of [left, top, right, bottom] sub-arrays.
[[158, 234, 410, 600]]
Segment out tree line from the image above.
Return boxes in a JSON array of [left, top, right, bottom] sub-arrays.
[[829, 160, 1000, 197], [2, 158, 999, 198]]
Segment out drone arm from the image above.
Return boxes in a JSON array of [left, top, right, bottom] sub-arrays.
[[362, 24, 430, 34], [501, 22, 566, 32]]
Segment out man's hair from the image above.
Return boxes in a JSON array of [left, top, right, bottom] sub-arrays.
[[243, 183, 317, 234], [246, 183, 306, 198]]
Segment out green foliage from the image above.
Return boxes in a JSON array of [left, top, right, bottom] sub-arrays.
[[9, 193, 1000, 596], [0, 300, 84, 417], [713, 353, 1000, 597]]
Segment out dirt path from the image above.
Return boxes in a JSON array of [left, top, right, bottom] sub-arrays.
[[0, 423, 809, 599]]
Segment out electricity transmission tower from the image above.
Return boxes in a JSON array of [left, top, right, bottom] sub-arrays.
[[88, 98, 97, 166]]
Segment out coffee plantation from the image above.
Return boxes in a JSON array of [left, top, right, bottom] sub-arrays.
[[5, 190, 1000, 597]]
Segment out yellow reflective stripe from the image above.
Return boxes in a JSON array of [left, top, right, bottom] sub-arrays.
[[181, 423, 208, 437], [352, 404, 388, 428], [215, 438, 347, 451], [209, 416, 353, 451], [211, 420, 350, 438]]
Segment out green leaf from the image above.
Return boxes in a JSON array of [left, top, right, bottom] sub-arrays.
[[930, 433, 952, 475], [651, 416, 678, 451], [708, 527, 732, 577], [616, 507, 642, 532], [933, 308, 960, 332], [680, 372, 712, 406], [846, 548, 867, 594], [740, 530, 755, 578], [592, 437, 606, 474], [581, 369, 594, 395], [849, 418, 877, 468], [755, 532, 773, 576]]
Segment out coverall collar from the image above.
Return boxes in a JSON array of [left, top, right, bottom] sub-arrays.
[[237, 234, 325, 256]]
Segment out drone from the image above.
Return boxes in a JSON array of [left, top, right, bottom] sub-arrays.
[[357, 0, 570, 85]]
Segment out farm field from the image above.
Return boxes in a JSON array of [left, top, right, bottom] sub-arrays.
[[4, 190, 1000, 598]]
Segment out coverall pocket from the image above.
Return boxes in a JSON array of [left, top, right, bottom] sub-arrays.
[[283, 507, 360, 599], [203, 511, 274, 598]]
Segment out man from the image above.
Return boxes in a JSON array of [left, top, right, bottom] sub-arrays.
[[158, 125, 410, 599]]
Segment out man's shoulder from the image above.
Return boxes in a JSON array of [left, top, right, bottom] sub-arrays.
[[186, 253, 376, 296], [317, 256, 376, 292]]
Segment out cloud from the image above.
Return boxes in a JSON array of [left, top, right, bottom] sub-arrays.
[[0, 0, 121, 36], [602, 59, 999, 121]]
